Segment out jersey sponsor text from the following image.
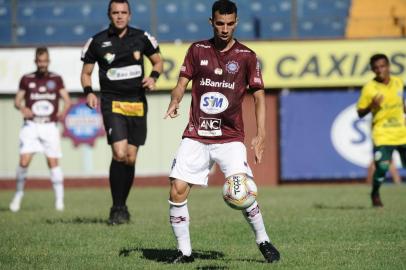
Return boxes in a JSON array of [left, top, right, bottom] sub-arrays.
[[199, 78, 235, 90]]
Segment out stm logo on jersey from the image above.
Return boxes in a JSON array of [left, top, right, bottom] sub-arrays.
[[199, 78, 235, 90], [200, 60, 208, 66], [198, 117, 222, 137], [200, 92, 229, 114]]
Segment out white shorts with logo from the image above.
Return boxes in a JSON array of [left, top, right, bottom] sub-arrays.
[[19, 121, 62, 158], [170, 138, 253, 186]]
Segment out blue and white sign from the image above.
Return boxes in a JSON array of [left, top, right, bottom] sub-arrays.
[[279, 90, 403, 181], [62, 99, 105, 147]]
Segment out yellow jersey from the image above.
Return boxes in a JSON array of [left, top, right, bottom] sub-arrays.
[[357, 76, 406, 146]]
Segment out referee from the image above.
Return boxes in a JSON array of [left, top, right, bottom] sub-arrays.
[[80, 0, 163, 225]]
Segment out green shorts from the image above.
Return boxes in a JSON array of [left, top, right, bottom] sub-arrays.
[[373, 145, 406, 167]]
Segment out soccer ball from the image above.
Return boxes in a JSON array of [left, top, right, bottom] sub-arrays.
[[222, 174, 257, 210]]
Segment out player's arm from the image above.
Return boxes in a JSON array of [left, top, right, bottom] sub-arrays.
[[14, 89, 33, 118], [143, 53, 164, 91], [80, 63, 97, 109], [357, 94, 383, 118], [251, 89, 266, 164], [164, 76, 190, 119], [57, 89, 72, 121]]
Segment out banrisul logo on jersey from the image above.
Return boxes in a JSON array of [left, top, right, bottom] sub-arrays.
[[200, 92, 229, 114], [199, 78, 235, 90], [62, 99, 105, 147]]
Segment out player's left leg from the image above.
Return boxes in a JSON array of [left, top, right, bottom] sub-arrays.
[[371, 146, 393, 207], [42, 122, 64, 211], [242, 198, 280, 263], [213, 142, 280, 263], [47, 158, 64, 211]]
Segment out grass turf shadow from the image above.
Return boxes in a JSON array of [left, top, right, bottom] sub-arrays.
[[119, 247, 224, 263], [45, 217, 108, 225], [313, 203, 367, 210]]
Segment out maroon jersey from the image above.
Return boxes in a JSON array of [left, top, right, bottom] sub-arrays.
[[180, 39, 264, 143], [19, 72, 64, 123]]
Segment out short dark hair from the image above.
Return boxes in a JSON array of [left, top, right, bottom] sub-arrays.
[[35, 47, 48, 58], [370, 53, 389, 67], [108, 0, 131, 17], [212, 0, 237, 18]]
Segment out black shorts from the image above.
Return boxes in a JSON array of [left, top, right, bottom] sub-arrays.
[[101, 95, 148, 146]]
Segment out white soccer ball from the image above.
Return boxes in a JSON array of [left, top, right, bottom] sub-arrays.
[[222, 174, 257, 210]]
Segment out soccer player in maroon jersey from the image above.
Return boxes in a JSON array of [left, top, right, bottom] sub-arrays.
[[164, 0, 280, 264], [9, 47, 71, 212]]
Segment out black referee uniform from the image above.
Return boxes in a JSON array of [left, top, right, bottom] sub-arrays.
[[81, 25, 160, 145], [81, 23, 161, 225]]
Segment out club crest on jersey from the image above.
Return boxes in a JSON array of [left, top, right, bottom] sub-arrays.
[[200, 60, 208, 66], [133, 51, 141, 60], [226, 61, 239, 74], [46, 80, 56, 90], [200, 92, 229, 114], [104, 53, 115, 64], [214, 68, 223, 75]]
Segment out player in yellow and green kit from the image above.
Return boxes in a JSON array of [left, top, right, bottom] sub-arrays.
[[357, 53, 406, 207]]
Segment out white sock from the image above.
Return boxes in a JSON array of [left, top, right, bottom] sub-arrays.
[[242, 201, 270, 244], [15, 166, 28, 196], [50, 167, 64, 203], [169, 200, 191, 256]]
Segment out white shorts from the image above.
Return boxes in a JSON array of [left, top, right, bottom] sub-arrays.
[[170, 138, 253, 186], [19, 121, 62, 158]]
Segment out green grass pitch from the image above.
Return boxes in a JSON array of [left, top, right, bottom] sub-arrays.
[[1, 184, 405, 269]]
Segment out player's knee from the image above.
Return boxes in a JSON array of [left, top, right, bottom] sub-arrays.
[[19, 157, 31, 168], [376, 161, 390, 172], [375, 161, 390, 177], [113, 150, 127, 162], [169, 181, 188, 203], [126, 155, 136, 166]]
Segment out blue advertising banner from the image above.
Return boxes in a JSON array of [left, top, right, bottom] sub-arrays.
[[280, 90, 404, 181]]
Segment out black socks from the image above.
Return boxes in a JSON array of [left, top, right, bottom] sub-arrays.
[[109, 159, 135, 207]]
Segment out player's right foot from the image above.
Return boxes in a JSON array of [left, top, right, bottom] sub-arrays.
[[169, 250, 194, 264], [371, 194, 383, 207], [108, 206, 130, 225], [9, 193, 23, 213], [258, 241, 280, 263]]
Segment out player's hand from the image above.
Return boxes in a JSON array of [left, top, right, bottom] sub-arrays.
[[251, 135, 265, 164], [371, 94, 383, 109], [86, 93, 98, 109], [164, 100, 180, 119], [20, 107, 33, 118], [142, 77, 156, 91]]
